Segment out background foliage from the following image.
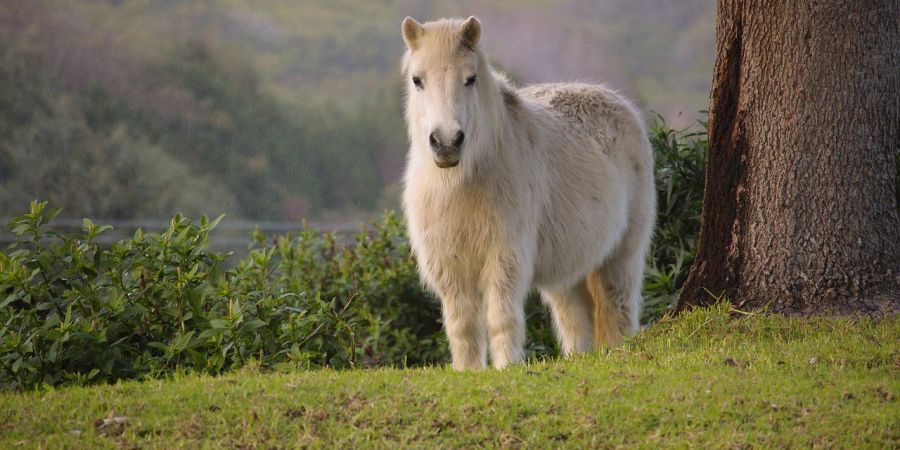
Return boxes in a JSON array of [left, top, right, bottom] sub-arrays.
[[0, 0, 711, 391], [0, 0, 713, 221]]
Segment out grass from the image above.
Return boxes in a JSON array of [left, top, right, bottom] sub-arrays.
[[1, 303, 897, 449]]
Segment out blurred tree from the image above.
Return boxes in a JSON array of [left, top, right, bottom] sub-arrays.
[[0, 96, 234, 219], [678, 0, 899, 314]]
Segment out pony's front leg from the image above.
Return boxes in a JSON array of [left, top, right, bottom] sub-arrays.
[[483, 252, 530, 369], [435, 284, 487, 370]]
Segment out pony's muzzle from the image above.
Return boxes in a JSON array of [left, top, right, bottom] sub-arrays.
[[429, 130, 464, 168]]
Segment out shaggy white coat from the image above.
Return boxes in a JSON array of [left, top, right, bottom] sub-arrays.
[[401, 17, 656, 369]]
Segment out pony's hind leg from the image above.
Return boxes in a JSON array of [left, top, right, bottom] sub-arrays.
[[541, 280, 595, 355], [587, 246, 644, 347], [590, 175, 654, 347]]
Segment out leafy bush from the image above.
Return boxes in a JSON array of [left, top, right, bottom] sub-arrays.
[[245, 214, 447, 368], [0, 202, 444, 390]]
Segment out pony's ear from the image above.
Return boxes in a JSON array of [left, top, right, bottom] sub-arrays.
[[460, 16, 481, 50], [402, 17, 424, 50]]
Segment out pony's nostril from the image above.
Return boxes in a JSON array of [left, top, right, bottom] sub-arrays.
[[429, 130, 464, 151], [429, 132, 439, 150], [452, 131, 465, 149]]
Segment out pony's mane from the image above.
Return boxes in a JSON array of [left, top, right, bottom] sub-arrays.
[[492, 69, 520, 110]]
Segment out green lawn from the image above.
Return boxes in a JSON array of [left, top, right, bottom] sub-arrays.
[[1, 304, 897, 448]]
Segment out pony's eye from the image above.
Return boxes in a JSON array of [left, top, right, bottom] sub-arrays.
[[464, 75, 477, 87], [412, 76, 424, 89]]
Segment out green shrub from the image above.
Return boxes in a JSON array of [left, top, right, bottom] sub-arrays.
[[641, 116, 707, 321], [0, 202, 443, 390], [246, 213, 447, 368]]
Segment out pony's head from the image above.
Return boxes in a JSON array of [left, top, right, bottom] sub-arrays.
[[401, 16, 496, 170]]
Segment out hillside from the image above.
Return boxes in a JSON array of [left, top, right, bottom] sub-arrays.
[[0, 0, 714, 221], [1, 305, 896, 448]]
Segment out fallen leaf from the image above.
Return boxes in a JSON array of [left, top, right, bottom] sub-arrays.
[[93, 410, 128, 437]]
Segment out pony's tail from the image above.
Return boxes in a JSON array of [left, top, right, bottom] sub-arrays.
[[586, 267, 638, 347]]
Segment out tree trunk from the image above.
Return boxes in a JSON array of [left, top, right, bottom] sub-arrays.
[[677, 0, 900, 315]]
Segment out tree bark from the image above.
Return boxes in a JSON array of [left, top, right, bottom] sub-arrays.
[[678, 0, 900, 315]]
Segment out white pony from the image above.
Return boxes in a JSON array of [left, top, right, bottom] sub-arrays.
[[401, 17, 655, 369]]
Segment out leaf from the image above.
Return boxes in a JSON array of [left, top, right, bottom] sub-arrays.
[[0, 292, 19, 309], [102, 359, 114, 375], [147, 342, 168, 351], [174, 331, 196, 351], [198, 328, 224, 340], [209, 319, 229, 329], [239, 319, 267, 334], [209, 214, 225, 230], [45, 207, 62, 222], [10, 223, 29, 236]]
